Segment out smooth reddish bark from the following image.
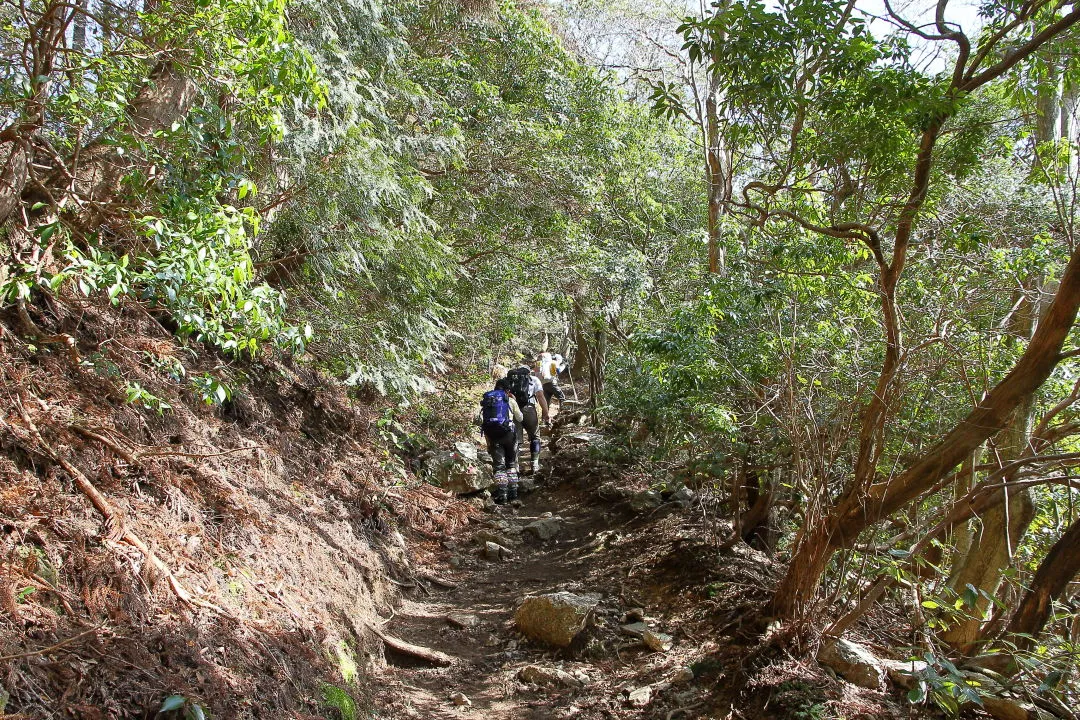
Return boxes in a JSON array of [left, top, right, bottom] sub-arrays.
[[1004, 516, 1080, 647]]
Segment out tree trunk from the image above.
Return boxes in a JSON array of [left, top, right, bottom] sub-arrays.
[[71, 63, 197, 203], [72, 0, 88, 52], [0, 137, 29, 228], [701, 0, 731, 275], [1035, 62, 1060, 151], [570, 300, 590, 376], [950, 449, 979, 561], [769, 240, 1080, 619], [1002, 515, 1080, 649], [942, 485, 1035, 652], [945, 286, 1041, 653], [705, 79, 731, 275]]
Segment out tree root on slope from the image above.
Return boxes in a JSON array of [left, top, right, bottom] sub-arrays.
[[7, 394, 229, 616]]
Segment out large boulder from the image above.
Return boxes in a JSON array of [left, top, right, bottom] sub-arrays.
[[629, 489, 663, 513], [818, 638, 884, 689], [425, 441, 492, 494], [515, 592, 600, 648], [524, 517, 565, 541]]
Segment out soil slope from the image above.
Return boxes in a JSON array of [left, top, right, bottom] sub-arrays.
[[0, 299, 471, 718]]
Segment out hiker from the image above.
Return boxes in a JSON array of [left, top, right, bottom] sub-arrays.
[[504, 360, 549, 474], [538, 351, 566, 406], [476, 377, 523, 504]]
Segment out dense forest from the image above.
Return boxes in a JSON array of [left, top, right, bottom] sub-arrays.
[[3, 0, 1080, 717]]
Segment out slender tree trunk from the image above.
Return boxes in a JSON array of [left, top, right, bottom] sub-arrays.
[[702, 1, 731, 275], [1002, 515, 1080, 649], [944, 286, 1041, 652], [72, 0, 87, 52], [950, 449, 979, 561], [571, 300, 590, 377], [1036, 62, 1060, 151], [705, 77, 731, 275]]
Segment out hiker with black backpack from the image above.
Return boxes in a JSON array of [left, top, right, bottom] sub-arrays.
[[504, 361, 549, 474], [476, 377, 523, 504]]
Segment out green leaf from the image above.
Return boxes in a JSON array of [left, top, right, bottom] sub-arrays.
[[160, 695, 186, 712]]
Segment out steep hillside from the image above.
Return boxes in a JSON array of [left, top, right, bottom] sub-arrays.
[[0, 297, 474, 718]]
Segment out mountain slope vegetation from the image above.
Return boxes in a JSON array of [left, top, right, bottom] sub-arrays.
[[3, 0, 1080, 718]]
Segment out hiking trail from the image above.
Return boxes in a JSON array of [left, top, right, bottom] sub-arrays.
[[371, 429, 732, 720]]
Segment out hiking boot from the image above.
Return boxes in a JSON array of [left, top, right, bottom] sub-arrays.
[[492, 471, 508, 505], [507, 478, 519, 502]]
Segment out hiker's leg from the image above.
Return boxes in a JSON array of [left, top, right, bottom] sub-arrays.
[[487, 432, 507, 471], [521, 405, 540, 457], [501, 432, 520, 501], [543, 381, 556, 404], [521, 404, 541, 472], [488, 432, 508, 504], [492, 470, 508, 504], [488, 434, 506, 473]]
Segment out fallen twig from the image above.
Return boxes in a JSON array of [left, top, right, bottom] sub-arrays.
[[415, 570, 458, 589], [0, 623, 106, 662]]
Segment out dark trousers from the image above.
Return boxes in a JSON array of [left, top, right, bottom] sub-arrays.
[[485, 427, 517, 472], [542, 380, 564, 403], [518, 405, 541, 459]]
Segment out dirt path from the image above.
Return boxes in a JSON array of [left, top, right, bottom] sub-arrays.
[[367, 453, 712, 720], [376, 480, 617, 718]]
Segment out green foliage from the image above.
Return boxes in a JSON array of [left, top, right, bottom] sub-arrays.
[[1, 0, 323, 356], [191, 373, 232, 406], [123, 382, 172, 415], [319, 684, 357, 720], [906, 653, 983, 717], [157, 694, 209, 720]]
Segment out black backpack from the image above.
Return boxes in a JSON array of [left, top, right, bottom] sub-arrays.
[[505, 367, 534, 406]]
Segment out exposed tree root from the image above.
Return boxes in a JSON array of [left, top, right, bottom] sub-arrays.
[[9, 395, 229, 616], [15, 300, 78, 362], [371, 625, 455, 667], [70, 423, 261, 464], [0, 623, 107, 662]]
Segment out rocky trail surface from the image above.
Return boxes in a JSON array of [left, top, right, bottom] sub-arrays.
[[375, 473, 711, 720], [367, 416, 920, 720], [367, 416, 730, 720]]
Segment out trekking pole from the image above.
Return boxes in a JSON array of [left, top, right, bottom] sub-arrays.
[[566, 365, 580, 404]]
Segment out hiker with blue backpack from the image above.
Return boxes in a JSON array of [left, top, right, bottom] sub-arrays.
[[504, 361, 550, 475], [477, 377, 523, 505]]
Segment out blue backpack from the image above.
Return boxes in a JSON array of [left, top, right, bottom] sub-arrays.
[[480, 389, 513, 433]]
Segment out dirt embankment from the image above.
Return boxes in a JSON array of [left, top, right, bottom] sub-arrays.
[[0, 297, 475, 718]]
